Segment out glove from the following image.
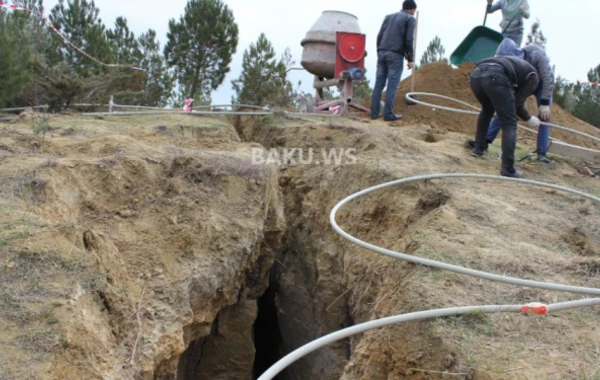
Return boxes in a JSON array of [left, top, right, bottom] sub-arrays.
[[527, 116, 541, 128], [539, 105, 550, 121]]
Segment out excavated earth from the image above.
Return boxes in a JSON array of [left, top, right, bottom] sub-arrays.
[[0, 83, 599, 380]]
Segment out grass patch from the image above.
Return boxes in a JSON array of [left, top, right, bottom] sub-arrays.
[[440, 310, 500, 337], [0, 249, 106, 326], [0, 169, 48, 204]]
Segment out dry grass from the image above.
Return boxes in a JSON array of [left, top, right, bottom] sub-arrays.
[[0, 249, 105, 326], [0, 169, 48, 204]]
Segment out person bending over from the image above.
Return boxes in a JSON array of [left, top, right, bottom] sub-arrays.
[[468, 38, 555, 163], [469, 55, 540, 178]]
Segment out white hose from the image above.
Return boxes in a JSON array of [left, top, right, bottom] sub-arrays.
[[257, 93, 600, 380], [258, 174, 600, 380], [330, 174, 600, 295], [258, 299, 600, 380], [405, 92, 600, 145]]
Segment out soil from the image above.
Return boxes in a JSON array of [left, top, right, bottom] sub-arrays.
[[234, 113, 600, 380], [388, 62, 600, 150], [0, 100, 598, 380]]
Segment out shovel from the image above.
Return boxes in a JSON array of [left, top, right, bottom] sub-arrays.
[[405, 10, 419, 105]]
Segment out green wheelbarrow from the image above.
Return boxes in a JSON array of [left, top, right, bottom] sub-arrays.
[[450, 3, 517, 66]]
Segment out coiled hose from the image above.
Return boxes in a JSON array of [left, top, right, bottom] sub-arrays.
[[257, 94, 600, 380]]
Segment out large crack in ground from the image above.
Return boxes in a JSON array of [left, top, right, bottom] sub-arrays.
[[2, 113, 598, 380]]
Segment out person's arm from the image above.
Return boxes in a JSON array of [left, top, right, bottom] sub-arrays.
[[515, 72, 539, 121], [532, 50, 555, 105], [404, 16, 416, 63], [488, 0, 503, 13], [377, 16, 389, 49], [519, 0, 530, 19]]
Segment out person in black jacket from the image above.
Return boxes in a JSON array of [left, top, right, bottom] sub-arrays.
[[469, 55, 541, 178], [370, 0, 417, 121]]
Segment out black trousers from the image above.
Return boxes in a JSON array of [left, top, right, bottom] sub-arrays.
[[469, 64, 518, 171]]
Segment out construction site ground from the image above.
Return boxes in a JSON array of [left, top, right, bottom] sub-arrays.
[[1, 62, 600, 380]]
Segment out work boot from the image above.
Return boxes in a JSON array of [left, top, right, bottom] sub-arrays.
[[384, 114, 403, 121], [470, 148, 486, 157], [500, 167, 523, 178], [537, 153, 551, 163], [466, 139, 490, 151]]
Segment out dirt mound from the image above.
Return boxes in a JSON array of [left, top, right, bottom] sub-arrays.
[[16, 108, 42, 123], [392, 62, 600, 150]]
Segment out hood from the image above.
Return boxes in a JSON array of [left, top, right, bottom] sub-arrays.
[[495, 38, 525, 59]]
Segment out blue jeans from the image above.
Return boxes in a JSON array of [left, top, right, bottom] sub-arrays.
[[370, 50, 404, 119], [486, 80, 551, 154]]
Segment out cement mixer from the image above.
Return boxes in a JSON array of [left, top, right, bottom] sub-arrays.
[[298, 10, 371, 116]]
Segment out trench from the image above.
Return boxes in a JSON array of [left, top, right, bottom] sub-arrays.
[[252, 273, 284, 379], [167, 116, 457, 380]]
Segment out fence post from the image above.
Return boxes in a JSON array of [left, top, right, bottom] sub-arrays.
[[109, 95, 114, 113]]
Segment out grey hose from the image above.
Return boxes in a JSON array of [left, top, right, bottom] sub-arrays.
[[405, 92, 600, 145], [257, 174, 600, 380], [330, 174, 600, 295], [257, 93, 600, 380], [258, 299, 600, 380]]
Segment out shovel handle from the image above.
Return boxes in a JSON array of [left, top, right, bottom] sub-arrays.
[[411, 10, 419, 91], [483, 2, 490, 26]]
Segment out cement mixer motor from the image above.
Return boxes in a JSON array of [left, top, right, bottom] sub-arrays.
[[298, 10, 372, 116]]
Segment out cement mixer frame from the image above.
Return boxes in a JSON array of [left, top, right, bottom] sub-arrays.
[[298, 11, 371, 116], [298, 32, 370, 116]]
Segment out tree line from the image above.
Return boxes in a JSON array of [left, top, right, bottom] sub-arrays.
[[0, 0, 309, 111], [1, 1, 597, 127]]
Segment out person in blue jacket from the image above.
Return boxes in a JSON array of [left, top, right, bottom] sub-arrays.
[[468, 38, 556, 163], [487, 0, 530, 46]]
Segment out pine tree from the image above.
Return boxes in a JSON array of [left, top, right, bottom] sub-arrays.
[[137, 29, 175, 107], [0, 9, 34, 107], [231, 33, 293, 107], [164, 0, 239, 101], [107, 17, 142, 65], [526, 19, 547, 49], [419, 36, 448, 67], [48, 0, 113, 77], [572, 65, 600, 128]]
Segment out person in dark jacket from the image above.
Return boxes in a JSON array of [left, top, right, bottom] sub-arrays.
[[469, 55, 541, 178], [471, 38, 555, 163], [370, 0, 417, 121]]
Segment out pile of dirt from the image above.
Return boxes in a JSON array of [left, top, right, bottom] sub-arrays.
[[16, 108, 42, 123], [392, 62, 600, 150]]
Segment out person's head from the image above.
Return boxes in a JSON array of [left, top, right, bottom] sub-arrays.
[[495, 38, 525, 59], [402, 0, 417, 14]]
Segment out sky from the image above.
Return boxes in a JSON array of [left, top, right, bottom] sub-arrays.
[[44, 0, 600, 105]]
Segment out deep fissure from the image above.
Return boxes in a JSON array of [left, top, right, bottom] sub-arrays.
[[252, 272, 284, 379]]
